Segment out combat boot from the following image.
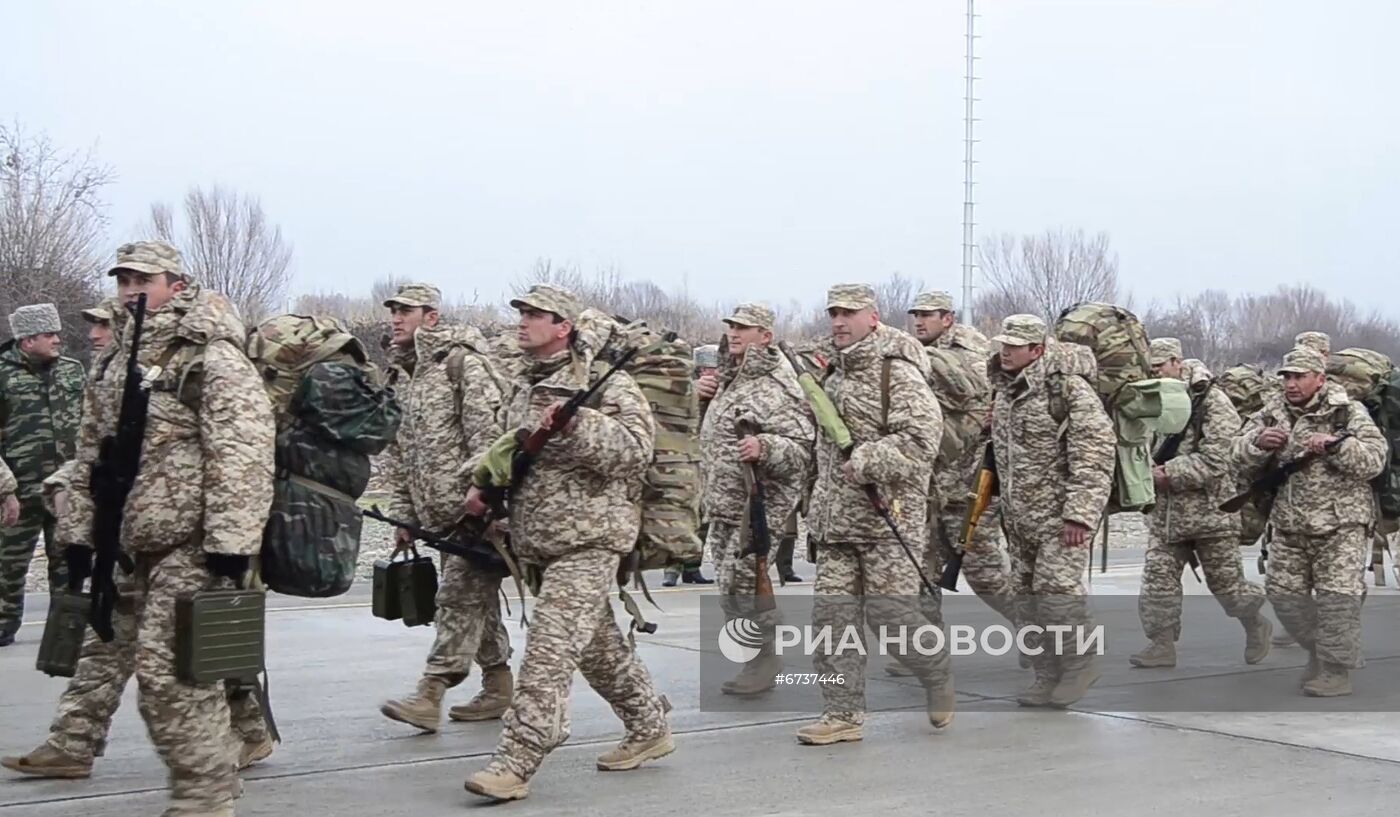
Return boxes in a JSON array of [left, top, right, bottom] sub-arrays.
[[722, 648, 780, 696], [238, 735, 276, 770], [1016, 658, 1060, 707], [884, 662, 914, 677], [1303, 663, 1352, 697], [1, 744, 92, 779], [380, 676, 449, 733], [464, 765, 529, 802], [926, 678, 955, 730], [1243, 615, 1273, 665], [449, 665, 514, 722], [681, 568, 714, 585], [1050, 656, 1102, 708], [1300, 650, 1322, 687], [596, 729, 675, 771], [796, 718, 862, 746], [1272, 629, 1296, 648], [1129, 636, 1176, 668]]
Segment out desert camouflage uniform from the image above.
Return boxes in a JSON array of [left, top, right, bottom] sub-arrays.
[[1234, 357, 1386, 684], [699, 320, 813, 686], [62, 248, 276, 816], [923, 316, 1013, 621], [0, 335, 85, 638], [1137, 358, 1268, 659], [804, 298, 951, 730], [380, 312, 512, 715], [989, 317, 1116, 703], [471, 287, 670, 789]]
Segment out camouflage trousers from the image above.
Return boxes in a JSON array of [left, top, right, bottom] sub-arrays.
[[490, 548, 669, 782], [1004, 514, 1096, 671], [0, 497, 61, 636], [810, 540, 953, 725], [926, 499, 1016, 624], [1266, 525, 1368, 669], [423, 554, 511, 686], [1139, 535, 1265, 641], [44, 572, 266, 765], [708, 521, 782, 636], [129, 544, 248, 815]]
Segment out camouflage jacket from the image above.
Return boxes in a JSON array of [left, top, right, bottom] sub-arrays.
[[699, 343, 814, 528], [808, 324, 941, 548], [990, 348, 1116, 531], [1234, 382, 1387, 536], [493, 347, 655, 562], [928, 322, 992, 507], [1149, 361, 1242, 542], [65, 287, 276, 556], [0, 341, 85, 501], [382, 324, 506, 531]]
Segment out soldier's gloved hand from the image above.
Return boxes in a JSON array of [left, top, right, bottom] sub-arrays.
[[65, 545, 94, 592], [205, 553, 251, 582]]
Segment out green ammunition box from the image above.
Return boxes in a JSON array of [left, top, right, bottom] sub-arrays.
[[397, 555, 438, 627], [36, 591, 91, 678], [372, 557, 405, 621], [175, 589, 266, 684]]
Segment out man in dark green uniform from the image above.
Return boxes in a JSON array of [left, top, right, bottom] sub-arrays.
[[0, 303, 86, 646]]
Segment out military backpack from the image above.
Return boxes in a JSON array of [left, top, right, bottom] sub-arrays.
[[1327, 348, 1400, 520]]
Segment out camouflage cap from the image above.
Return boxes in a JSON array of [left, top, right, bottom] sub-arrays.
[[81, 304, 115, 325], [722, 302, 775, 330], [1150, 337, 1184, 364], [9, 303, 61, 338], [107, 240, 185, 278], [1295, 331, 1331, 356], [991, 314, 1047, 347], [382, 282, 441, 310], [826, 283, 877, 311], [693, 344, 719, 369], [510, 283, 582, 324], [908, 290, 954, 314], [1278, 347, 1326, 375]]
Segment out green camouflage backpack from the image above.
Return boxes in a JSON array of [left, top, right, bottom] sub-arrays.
[[1217, 364, 1272, 418], [925, 345, 989, 470], [246, 315, 403, 597], [1327, 348, 1400, 520], [1053, 302, 1153, 401]]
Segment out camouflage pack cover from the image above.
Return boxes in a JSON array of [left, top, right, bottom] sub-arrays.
[[577, 309, 703, 570], [248, 315, 404, 597], [1217, 364, 1273, 416], [1052, 302, 1152, 403], [1327, 347, 1393, 402], [1323, 348, 1400, 520]]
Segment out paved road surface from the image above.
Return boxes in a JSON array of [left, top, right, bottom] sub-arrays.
[[3, 543, 1399, 815]]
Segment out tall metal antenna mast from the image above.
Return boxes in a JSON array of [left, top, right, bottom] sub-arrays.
[[961, 0, 979, 324]]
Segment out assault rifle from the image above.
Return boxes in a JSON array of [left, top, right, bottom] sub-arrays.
[[1219, 432, 1353, 514], [939, 437, 996, 592], [86, 293, 150, 642], [737, 419, 776, 610], [776, 340, 937, 597], [361, 506, 506, 573]]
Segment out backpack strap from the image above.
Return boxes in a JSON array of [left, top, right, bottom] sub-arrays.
[[880, 357, 892, 431]]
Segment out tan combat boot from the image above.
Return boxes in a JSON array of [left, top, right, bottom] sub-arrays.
[[1243, 616, 1273, 665], [380, 676, 449, 733], [238, 735, 276, 770], [0, 744, 92, 779], [464, 765, 529, 802], [722, 647, 780, 696], [1129, 635, 1177, 668], [1050, 656, 1102, 708], [1273, 629, 1296, 648], [926, 678, 955, 730], [596, 730, 676, 771], [1016, 658, 1059, 707], [1303, 663, 1352, 697], [449, 665, 513, 722], [795, 718, 863, 746]]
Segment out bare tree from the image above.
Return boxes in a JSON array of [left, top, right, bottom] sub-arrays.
[[974, 228, 1120, 328], [148, 185, 293, 323], [872, 272, 924, 323], [0, 122, 113, 355]]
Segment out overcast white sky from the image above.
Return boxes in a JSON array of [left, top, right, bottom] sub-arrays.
[[6, 0, 1398, 316]]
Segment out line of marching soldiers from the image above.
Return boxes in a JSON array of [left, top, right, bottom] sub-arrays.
[[0, 244, 1386, 814]]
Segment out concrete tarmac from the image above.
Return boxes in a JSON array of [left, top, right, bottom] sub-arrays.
[[3, 544, 1398, 815]]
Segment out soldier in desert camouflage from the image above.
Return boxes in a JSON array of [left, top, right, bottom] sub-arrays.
[[696, 303, 813, 696], [797, 283, 954, 747], [377, 282, 515, 733], [462, 284, 673, 802], [1233, 347, 1386, 696]]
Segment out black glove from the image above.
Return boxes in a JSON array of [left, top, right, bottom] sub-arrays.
[[205, 553, 251, 583], [65, 545, 94, 592]]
